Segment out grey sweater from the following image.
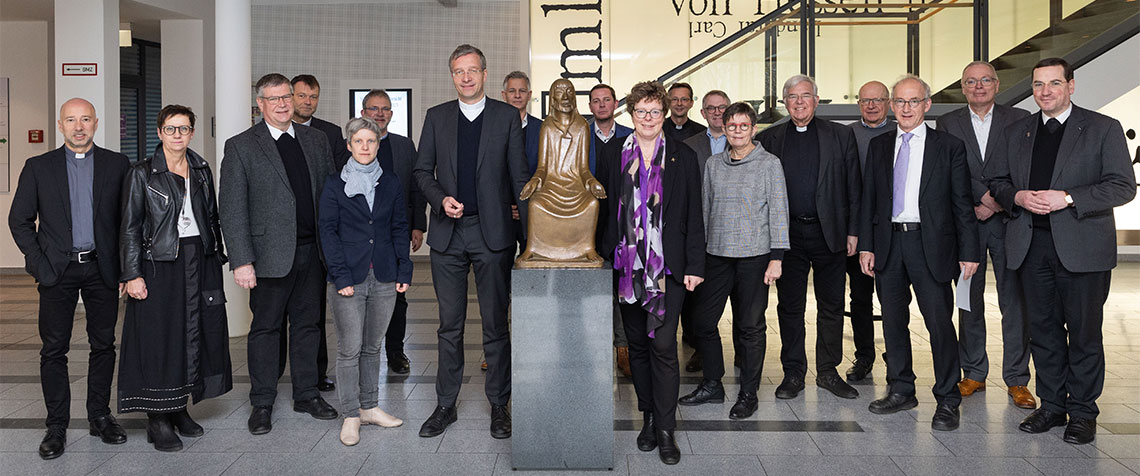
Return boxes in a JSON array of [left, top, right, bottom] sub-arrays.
[[702, 141, 790, 259]]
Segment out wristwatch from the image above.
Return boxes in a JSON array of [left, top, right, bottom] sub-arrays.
[[1064, 194, 1074, 206]]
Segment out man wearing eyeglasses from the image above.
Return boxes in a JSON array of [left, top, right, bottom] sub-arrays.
[[663, 82, 706, 142], [858, 74, 978, 431], [934, 62, 1033, 409], [502, 71, 541, 262], [413, 44, 529, 440], [756, 75, 862, 401], [843, 80, 895, 383], [219, 73, 338, 435], [359, 89, 428, 375]]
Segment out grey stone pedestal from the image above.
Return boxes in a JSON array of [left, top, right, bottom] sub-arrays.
[[511, 267, 614, 470]]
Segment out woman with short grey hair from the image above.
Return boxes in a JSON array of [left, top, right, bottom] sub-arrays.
[[318, 116, 412, 445]]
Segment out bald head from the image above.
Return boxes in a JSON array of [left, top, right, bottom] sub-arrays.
[[57, 97, 98, 153], [857, 81, 890, 126]]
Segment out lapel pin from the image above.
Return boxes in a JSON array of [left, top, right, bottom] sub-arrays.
[[670, 157, 675, 162]]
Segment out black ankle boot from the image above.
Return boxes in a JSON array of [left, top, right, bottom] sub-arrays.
[[636, 411, 656, 451], [168, 409, 204, 437], [656, 429, 680, 464], [146, 413, 183, 452]]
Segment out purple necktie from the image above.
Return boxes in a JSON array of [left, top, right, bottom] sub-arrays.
[[892, 132, 914, 217]]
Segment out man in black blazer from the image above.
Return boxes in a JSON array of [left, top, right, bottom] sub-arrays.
[[219, 73, 338, 435], [935, 62, 1034, 409], [360, 88, 428, 375], [858, 75, 979, 432], [413, 45, 530, 440], [8, 98, 129, 459], [290, 73, 342, 392], [757, 75, 862, 401], [987, 58, 1136, 444]]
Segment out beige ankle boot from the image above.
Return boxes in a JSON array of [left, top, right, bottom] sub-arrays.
[[359, 407, 403, 428], [340, 417, 361, 446]]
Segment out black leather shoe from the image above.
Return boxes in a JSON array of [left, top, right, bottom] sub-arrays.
[[1063, 418, 1096, 445], [729, 392, 759, 420], [1019, 408, 1067, 434], [845, 360, 873, 381], [868, 393, 919, 414], [490, 404, 511, 439], [38, 427, 66, 460], [168, 409, 204, 437], [317, 376, 336, 392], [775, 376, 805, 400], [931, 403, 960, 431], [88, 414, 127, 444], [636, 412, 656, 451], [678, 379, 725, 406], [656, 429, 680, 465], [388, 353, 411, 374], [817, 374, 860, 399], [684, 351, 702, 373], [248, 406, 273, 435], [294, 396, 338, 420], [146, 413, 183, 452], [419, 405, 457, 438]]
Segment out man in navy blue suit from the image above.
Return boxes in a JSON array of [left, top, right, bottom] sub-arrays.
[[502, 71, 541, 257]]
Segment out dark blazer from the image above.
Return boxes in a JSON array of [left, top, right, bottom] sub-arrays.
[[597, 136, 705, 282], [858, 126, 980, 283], [935, 104, 1030, 204], [413, 98, 530, 252], [757, 118, 862, 253], [523, 113, 542, 175], [382, 134, 427, 234], [318, 172, 412, 290], [986, 105, 1136, 273], [588, 121, 632, 176], [218, 122, 333, 278], [8, 145, 129, 287], [303, 116, 351, 171]]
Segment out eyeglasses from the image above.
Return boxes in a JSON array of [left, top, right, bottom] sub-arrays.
[[703, 104, 728, 113], [452, 68, 484, 77], [633, 109, 664, 119], [892, 98, 929, 108], [160, 125, 193, 136], [725, 123, 753, 132], [858, 98, 887, 105], [259, 94, 293, 105], [963, 77, 995, 88], [784, 93, 815, 103], [363, 106, 392, 113]]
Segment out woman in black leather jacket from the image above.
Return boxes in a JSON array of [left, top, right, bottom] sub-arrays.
[[118, 105, 232, 452]]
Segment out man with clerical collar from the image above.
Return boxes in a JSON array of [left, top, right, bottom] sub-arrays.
[[663, 82, 706, 142]]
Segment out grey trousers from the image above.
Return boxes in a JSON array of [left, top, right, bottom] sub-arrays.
[[329, 273, 397, 417], [957, 217, 1031, 386]]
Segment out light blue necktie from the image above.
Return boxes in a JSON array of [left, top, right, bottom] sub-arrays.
[[892, 132, 914, 218]]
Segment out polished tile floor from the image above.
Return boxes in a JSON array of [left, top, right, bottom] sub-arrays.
[[1, 260, 1138, 476]]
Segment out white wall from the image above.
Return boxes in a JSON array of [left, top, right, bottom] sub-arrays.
[[0, 21, 53, 268]]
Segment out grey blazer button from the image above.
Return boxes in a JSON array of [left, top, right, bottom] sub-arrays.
[[368, 220, 373, 225], [208, 296, 214, 302], [369, 239, 373, 244]]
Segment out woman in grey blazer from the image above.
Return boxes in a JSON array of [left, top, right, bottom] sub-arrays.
[[679, 102, 789, 420]]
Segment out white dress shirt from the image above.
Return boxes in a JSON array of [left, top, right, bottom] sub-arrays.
[[266, 121, 295, 140], [969, 105, 993, 159], [892, 123, 926, 223], [459, 96, 487, 122], [1043, 103, 1073, 124], [594, 122, 616, 143]]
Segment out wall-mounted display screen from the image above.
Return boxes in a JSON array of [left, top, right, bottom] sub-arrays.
[[349, 88, 412, 138]]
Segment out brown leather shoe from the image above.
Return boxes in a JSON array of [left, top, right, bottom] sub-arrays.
[[616, 347, 632, 377], [1008, 386, 1037, 409], [958, 378, 985, 396], [481, 357, 488, 372]]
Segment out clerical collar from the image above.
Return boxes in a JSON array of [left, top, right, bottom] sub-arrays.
[[459, 96, 487, 121], [266, 121, 295, 140], [65, 146, 93, 160]]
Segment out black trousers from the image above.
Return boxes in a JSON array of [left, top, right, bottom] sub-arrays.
[[1019, 229, 1109, 419], [619, 275, 685, 431], [431, 216, 512, 407], [876, 230, 961, 406], [845, 254, 876, 364], [248, 242, 323, 407], [776, 220, 847, 378], [37, 260, 119, 429], [693, 254, 771, 394], [384, 291, 408, 357], [277, 289, 329, 382]]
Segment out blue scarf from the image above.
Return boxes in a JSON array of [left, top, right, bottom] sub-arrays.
[[341, 157, 383, 210]]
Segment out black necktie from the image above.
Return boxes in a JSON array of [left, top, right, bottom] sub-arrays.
[[1045, 118, 1061, 135]]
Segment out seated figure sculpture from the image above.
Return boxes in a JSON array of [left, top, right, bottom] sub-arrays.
[[515, 79, 607, 268]]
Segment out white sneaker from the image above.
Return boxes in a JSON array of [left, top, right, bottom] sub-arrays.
[[360, 407, 403, 428], [340, 417, 361, 446]]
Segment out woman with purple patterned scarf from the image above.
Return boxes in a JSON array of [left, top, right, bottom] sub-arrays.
[[597, 81, 706, 466]]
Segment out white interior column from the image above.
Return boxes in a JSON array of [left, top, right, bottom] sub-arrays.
[[54, 0, 120, 151], [160, 19, 206, 156], [216, 0, 253, 337]]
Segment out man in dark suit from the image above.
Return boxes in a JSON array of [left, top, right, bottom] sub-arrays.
[[663, 83, 706, 142], [757, 75, 862, 401], [360, 88, 428, 375], [290, 73, 342, 392], [8, 98, 130, 459], [859, 75, 979, 431], [987, 58, 1136, 444], [502, 71, 540, 260], [413, 44, 529, 440], [219, 73, 338, 436], [935, 61, 1034, 409]]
